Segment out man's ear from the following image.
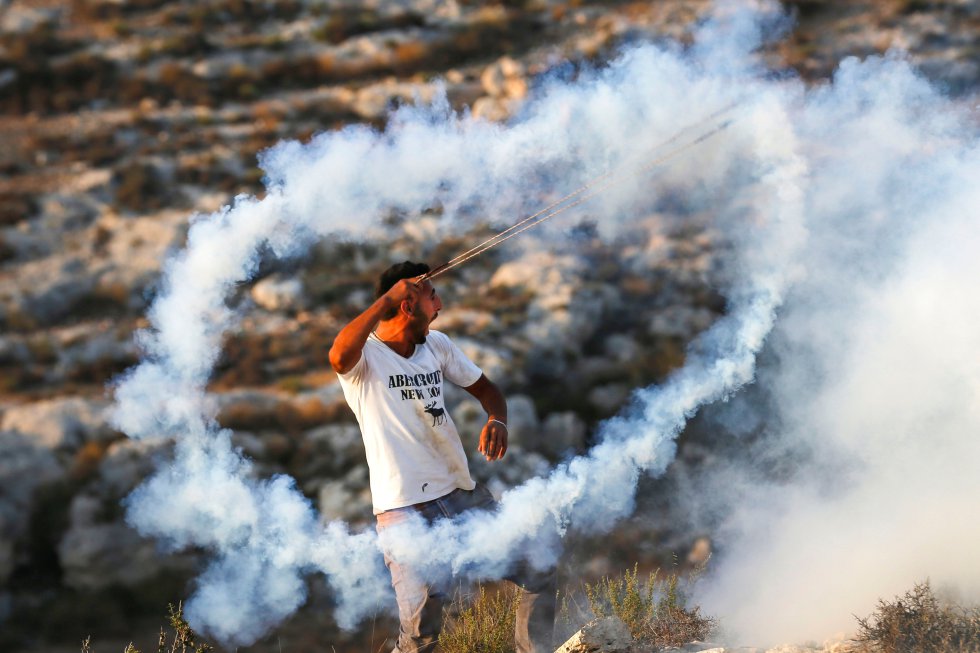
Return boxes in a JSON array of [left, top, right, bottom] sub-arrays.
[[401, 300, 415, 316]]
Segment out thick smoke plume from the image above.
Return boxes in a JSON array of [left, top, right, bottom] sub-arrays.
[[110, 0, 979, 646]]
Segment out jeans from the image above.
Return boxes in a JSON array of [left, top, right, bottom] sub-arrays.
[[375, 484, 557, 653]]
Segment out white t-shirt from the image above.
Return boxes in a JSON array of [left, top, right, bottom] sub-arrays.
[[337, 329, 483, 514]]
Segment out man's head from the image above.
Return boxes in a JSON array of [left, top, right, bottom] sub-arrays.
[[376, 261, 441, 344]]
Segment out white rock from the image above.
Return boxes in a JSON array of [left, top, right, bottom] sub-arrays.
[[480, 62, 507, 97], [252, 274, 308, 312], [480, 56, 526, 97], [555, 615, 634, 653], [1, 5, 61, 33], [0, 397, 113, 450], [455, 338, 512, 381], [472, 96, 517, 122]]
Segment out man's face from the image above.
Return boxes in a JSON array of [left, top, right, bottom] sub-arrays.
[[408, 280, 441, 344]]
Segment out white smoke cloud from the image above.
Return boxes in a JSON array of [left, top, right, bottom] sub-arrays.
[[686, 56, 980, 644], [109, 0, 979, 647]]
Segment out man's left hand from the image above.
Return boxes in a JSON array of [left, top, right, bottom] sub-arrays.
[[478, 419, 508, 461]]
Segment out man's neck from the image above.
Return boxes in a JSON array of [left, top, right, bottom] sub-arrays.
[[374, 321, 416, 358]]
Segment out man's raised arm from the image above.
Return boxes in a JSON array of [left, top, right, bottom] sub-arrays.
[[329, 279, 419, 374]]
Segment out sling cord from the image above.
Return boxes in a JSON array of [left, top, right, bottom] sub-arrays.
[[418, 102, 739, 284]]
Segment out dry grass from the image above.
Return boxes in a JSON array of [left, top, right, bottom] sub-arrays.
[[585, 564, 714, 650], [856, 580, 980, 653], [82, 603, 212, 653], [439, 584, 522, 653]]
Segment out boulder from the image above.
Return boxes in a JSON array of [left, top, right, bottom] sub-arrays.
[[555, 616, 635, 653], [0, 397, 114, 450], [480, 56, 527, 98], [540, 412, 586, 458], [455, 338, 512, 381], [58, 501, 193, 591], [317, 466, 372, 523], [469, 444, 549, 490], [13, 256, 97, 325], [587, 383, 630, 414], [296, 422, 365, 479], [97, 438, 174, 498], [472, 96, 520, 122], [215, 389, 285, 431], [505, 394, 539, 450], [648, 305, 716, 338], [251, 273, 308, 312]]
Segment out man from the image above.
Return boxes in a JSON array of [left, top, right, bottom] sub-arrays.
[[329, 261, 555, 653]]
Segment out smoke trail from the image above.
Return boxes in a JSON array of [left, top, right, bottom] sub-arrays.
[[672, 56, 980, 645], [110, 0, 975, 646]]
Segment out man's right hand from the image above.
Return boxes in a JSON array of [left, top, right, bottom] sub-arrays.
[[384, 278, 422, 313]]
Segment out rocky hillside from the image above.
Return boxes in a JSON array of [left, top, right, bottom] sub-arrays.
[[0, 1, 977, 651]]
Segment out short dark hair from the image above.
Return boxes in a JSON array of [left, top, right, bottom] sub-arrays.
[[376, 261, 430, 298], [376, 261, 429, 320]]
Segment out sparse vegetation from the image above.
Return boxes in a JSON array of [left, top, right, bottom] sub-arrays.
[[585, 564, 715, 649], [82, 603, 213, 653], [856, 580, 980, 653], [439, 584, 522, 653]]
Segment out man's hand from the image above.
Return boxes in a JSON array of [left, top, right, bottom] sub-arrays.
[[464, 375, 507, 461], [383, 278, 422, 313], [478, 418, 508, 461]]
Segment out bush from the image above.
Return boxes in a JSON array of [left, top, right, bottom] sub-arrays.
[[82, 603, 212, 653], [439, 584, 522, 653], [856, 580, 980, 653], [585, 564, 714, 649]]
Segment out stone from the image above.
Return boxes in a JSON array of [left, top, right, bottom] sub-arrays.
[[97, 438, 174, 498], [0, 397, 114, 450], [251, 273, 308, 312], [215, 389, 285, 431], [297, 422, 365, 478], [540, 411, 587, 458], [480, 56, 526, 97], [469, 444, 549, 489], [472, 96, 517, 122], [648, 305, 716, 338], [555, 616, 635, 653], [9, 255, 97, 325], [317, 466, 371, 523], [505, 394, 539, 450], [587, 384, 630, 414], [454, 338, 512, 381], [58, 507, 193, 591]]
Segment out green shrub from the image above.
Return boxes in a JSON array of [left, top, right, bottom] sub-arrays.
[[585, 564, 714, 649], [856, 580, 980, 653], [439, 584, 522, 653]]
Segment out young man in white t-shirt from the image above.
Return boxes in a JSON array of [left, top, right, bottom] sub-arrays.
[[329, 261, 555, 653]]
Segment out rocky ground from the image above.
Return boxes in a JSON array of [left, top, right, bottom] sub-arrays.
[[0, 0, 977, 651]]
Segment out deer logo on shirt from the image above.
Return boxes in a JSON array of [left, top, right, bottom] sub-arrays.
[[423, 401, 446, 426]]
